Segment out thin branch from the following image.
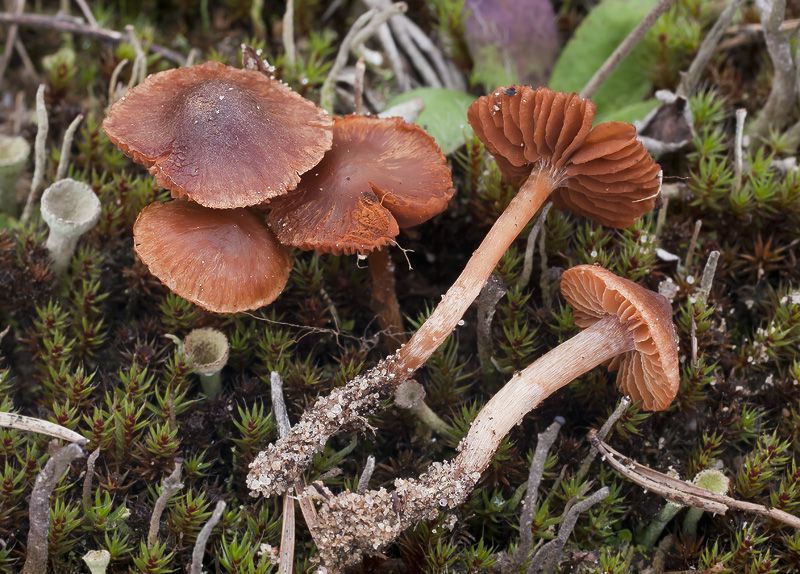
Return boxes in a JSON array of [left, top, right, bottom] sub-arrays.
[[148, 459, 184, 549], [589, 430, 800, 528], [518, 202, 552, 289], [20, 84, 47, 224], [528, 487, 611, 573], [508, 416, 565, 573], [696, 250, 721, 304], [0, 0, 24, 81], [354, 57, 366, 115], [581, 0, 676, 99], [81, 446, 101, 512], [677, 0, 746, 96], [356, 455, 376, 493], [56, 113, 84, 181], [376, 20, 409, 92], [271, 371, 291, 438], [280, 490, 296, 574], [575, 396, 631, 483], [748, 0, 796, 140], [0, 411, 86, 443], [189, 500, 226, 574], [734, 108, 746, 190], [319, 3, 407, 113], [22, 442, 86, 574], [72, 0, 98, 28], [282, 0, 296, 67], [684, 219, 702, 274], [0, 12, 185, 64], [477, 274, 506, 379]]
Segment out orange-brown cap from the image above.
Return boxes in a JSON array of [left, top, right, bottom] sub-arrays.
[[133, 199, 292, 313], [467, 86, 660, 228], [560, 265, 679, 411], [103, 61, 333, 209], [267, 115, 455, 256]]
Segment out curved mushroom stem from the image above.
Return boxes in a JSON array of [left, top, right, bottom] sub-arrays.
[[454, 313, 635, 477], [389, 166, 560, 376], [367, 247, 408, 352]]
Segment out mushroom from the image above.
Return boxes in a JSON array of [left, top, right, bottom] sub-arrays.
[[0, 134, 30, 217], [267, 114, 454, 347], [40, 178, 102, 275], [455, 264, 679, 477], [245, 89, 664, 498], [306, 264, 679, 570], [102, 61, 334, 209], [385, 85, 661, 376], [182, 327, 230, 399], [133, 199, 292, 313]]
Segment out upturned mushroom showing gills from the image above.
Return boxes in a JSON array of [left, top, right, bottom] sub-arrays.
[[103, 61, 334, 209], [133, 199, 292, 313], [455, 264, 679, 477], [386, 85, 660, 377], [304, 264, 679, 571], [267, 114, 454, 346]]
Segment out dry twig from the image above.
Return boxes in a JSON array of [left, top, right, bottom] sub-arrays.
[[589, 430, 800, 528], [148, 459, 184, 549], [22, 442, 86, 574], [189, 500, 226, 574], [0, 11, 185, 63], [581, 0, 676, 99]]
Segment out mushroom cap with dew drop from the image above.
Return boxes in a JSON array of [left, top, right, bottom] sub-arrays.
[[467, 85, 661, 228], [133, 199, 292, 313], [267, 115, 455, 256], [560, 264, 679, 410], [103, 61, 334, 209]]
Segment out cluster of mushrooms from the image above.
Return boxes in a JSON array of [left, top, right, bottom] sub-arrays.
[[104, 60, 680, 569], [103, 59, 454, 343]]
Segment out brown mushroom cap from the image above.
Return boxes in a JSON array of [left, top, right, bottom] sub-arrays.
[[103, 61, 334, 209], [267, 115, 455, 256], [133, 199, 292, 313], [467, 85, 660, 228], [560, 264, 679, 411]]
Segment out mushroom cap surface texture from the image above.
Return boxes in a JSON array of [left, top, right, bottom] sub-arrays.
[[133, 199, 292, 313], [560, 264, 679, 411], [467, 85, 661, 228], [103, 61, 334, 209], [267, 115, 455, 256]]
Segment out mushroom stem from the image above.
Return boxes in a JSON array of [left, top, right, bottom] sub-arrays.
[[367, 247, 407, 351], [454, 313, 636, 477], [389, 166, 559, 376]]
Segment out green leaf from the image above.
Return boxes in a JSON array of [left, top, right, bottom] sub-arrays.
[[384, 88, 476, 154], [595, 98, 660, 125], [549, 0, 658, 118]]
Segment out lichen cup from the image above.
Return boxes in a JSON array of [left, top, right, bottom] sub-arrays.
[[0, 134, 31, 217], [183, 327, 230, 399], [40, 178, 101, 275]]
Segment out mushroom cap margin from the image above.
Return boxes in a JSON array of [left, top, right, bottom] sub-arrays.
[[133, 199, 292, 313], [103, 61, 334, 209], [560, 264, 679, 411]]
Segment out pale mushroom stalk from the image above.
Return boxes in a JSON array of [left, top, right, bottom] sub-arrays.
[[455, 313, 633, 476], [388, 165, 560, 376]]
